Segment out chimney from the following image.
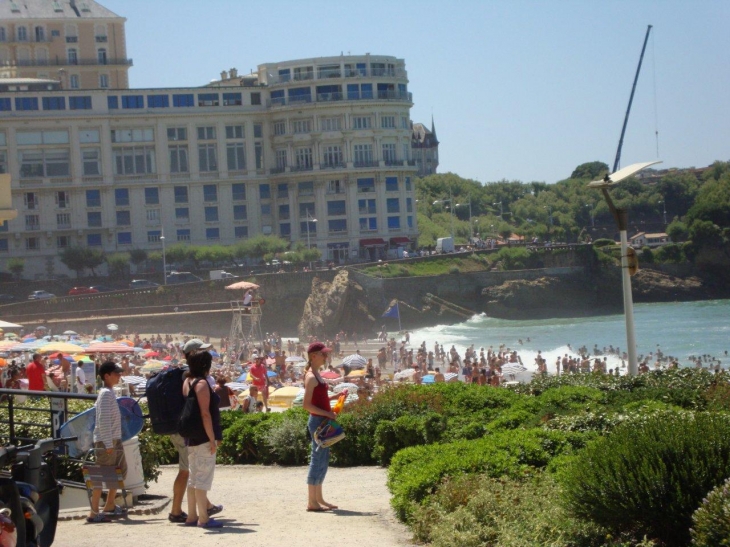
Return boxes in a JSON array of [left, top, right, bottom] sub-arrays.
[[220, 70, 228, 81], [229, 67, 238, 79]]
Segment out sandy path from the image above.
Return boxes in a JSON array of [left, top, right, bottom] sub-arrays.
[[56, 465, 415, 547]]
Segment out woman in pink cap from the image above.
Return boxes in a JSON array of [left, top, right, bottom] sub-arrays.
[[302, 341, 339, 511]]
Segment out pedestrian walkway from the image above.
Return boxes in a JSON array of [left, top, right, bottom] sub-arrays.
[[56, 465, 414, 547]]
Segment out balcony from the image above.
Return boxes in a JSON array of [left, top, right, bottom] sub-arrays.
[[266, 91, 411, 108], [290, 164, 313, 172], [25, 224, 40, 231], [12, 57, 133, 67], [316, 92, 343, 102], [267, 66, 407, 85], [269, 167, 286, 175], [353, 161, 379, 168], [384, 159, 401, 166], [321, 162, 346, 170]]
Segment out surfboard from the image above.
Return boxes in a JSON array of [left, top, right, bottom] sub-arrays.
[[59, 396, 144, 458]]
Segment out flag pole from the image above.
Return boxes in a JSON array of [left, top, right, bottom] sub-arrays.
[[397, 301, 402, 332]]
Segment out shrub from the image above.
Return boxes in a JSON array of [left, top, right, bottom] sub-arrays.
[[496, 246, 532, 270], [217, 412, 276, 464], [372, 412, 446, 465], [691, 477, 730, 547], [593, 238, 616, 247], [260, 409, 309, 465], [560, 411, 730, 546]]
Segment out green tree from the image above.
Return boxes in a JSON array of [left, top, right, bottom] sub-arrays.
[[570, 161, 609, 180], [106, 253, 130, 278], [666, 219, 688, 243], [59, 247, 106, 277], [689, 220, 723, 249], [240, 235, 289, 260], [7, 258, 25, 281], [129, 249, 148, 271]]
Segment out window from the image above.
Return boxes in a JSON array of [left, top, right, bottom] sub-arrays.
[[0, 27, 5, 42], [26, 237, 40, 251], [147, 230, 161, 243], [0, 151, 4, 175], [67, 47, 77, 64], [111, 129, 154, 143], [232, 183, 246, 201], [278, 68, 291, 82], [116, 210, 130, 226], [388, 216, 401, 229], [254, 126, 264, 169], [42, 97, 66, 110], [387, 198, 400, 213], [86, 189, 101, 207], [223, 92, 242, 106], [233, 205, 247, 221], [206, 228, 220, 240], [87, 234, 102, 246], [69, 96, 91, 109], [352, 116, 372, 129], [323, 145, 342, 167], [328, 219, 347, 233], [203, 184, 217, 202], [167, 127, 187, 141], [57, 213, 71, 229], [259, 184, 270, 199], [117, 232, 132, 245], [226, 142, 245, 170], [177, 229, 190, 242], [275, 149, 287, 170], [385, 177, 399, 192], [225, 125, 244, 139], [113, 146, 156, 175], [234, 226, 248, 239], [19, 149, 70, 178], [115, 188, 129, 206], [147, 94, 169, 108], [99, 74, 109, 88], [87, 211, 102, 227], [288, 86, 312, 103], [405, 177, 412, 191], [55, 191, 69, 208], [261, 203, 271, 216], [25, 214, 40, 230], [198, 93, 219, 107], [204, 206, 218, 222], [107, 96, 118, 109], [407, 197, 413, 213], [273, 121, 286, 136], [358, 199, 376, 214], [279, 223, 290, 237], [300, 221, 316, 235], [320, 116, 342, 131], [24, 192, 37, 209], [277, 183, 288, 199], [121, 95, 144, 109], [82, 148, 100, 175], [173, 94, 194, 107], [57, 235, 71, 248], [197, 126, 216, 140], [15, 97, 39, 111], [144, 187, 159, 205], [299, 202, 315, 217], [382, 144, 397, 164], [271, 90, 285, 106], [0, 239, 7, 253], [298, 181, 314, 196], [198, 144, 217, 172], [254, 123, 263, 139], [353, 144, 373, 166], [295, 148, 313, 170], [327, 200, 346, 216], [97, 48, 107, 65], [169, 145, 189, 173], [146, 209, 160, 224], [381, 116, 396, 129], [175, 207, 189, 221], [278, 204, 289, 219], [360, 217, 377, 232], [293, 66, 314, 81], [174, 186, 188, 203], [357, 178, 375, 193], [292, 119, 311, 134], [347, 83, 373, 100], [403, 143, 410, 162], [327, 180, 343, 194], [0, 99, 10, 111]]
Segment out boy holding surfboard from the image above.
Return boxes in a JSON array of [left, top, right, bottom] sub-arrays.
[[88, 361, 127, 523]]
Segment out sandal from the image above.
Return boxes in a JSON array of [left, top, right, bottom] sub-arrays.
[[207, 504, 223, 516], [197, 517, 223, 529], [168, 512, 188, 523], [86, 513, 111, 523], [103, 505, 126, 517]]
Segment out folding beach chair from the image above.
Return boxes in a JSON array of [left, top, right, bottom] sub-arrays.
[[81, 448, 130, 514]]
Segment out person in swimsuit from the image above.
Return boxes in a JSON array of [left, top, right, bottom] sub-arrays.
[[302, 342, 340, 512]]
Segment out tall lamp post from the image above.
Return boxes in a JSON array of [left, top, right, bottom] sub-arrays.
[[493, 201, 503, 221], [585, 203, 595, 228], [305, 210, 318, 270], [456, 196, 473, 239], [589, 160, 661, 376], [433, 187, 454, 239], [543, 205, 553, 241], [658, 199, 667, 225], [160, 231, 167, 285]]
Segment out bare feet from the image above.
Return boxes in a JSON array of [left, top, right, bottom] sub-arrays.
[[319, 501, 338, 510]]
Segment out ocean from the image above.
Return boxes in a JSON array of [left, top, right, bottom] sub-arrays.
[[405, 299, 730, 374]]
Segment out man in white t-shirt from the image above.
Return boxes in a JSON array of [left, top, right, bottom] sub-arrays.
[[243, 289, 253, 307], [75, 361, 86, 392]]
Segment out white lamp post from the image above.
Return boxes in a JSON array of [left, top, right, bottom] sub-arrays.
[[160, 230, 167, 285], [589, 160, 662, 376], [305, 210, 317, 270], [658, 199, 667, 225], [493, 201, 503, 221], [433, 187, 454, 239], [456, 196, 473, 239]]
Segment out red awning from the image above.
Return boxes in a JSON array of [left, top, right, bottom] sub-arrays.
[[359, 238, 387, 247], [390, 237, 411, 245]]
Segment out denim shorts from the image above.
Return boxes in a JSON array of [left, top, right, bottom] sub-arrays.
[[306, 415, 330, 486]]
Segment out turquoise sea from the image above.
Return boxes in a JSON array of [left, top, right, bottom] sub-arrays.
[[406, 300, 730, 374]]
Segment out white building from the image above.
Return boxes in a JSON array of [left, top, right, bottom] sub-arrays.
[[0, 53, 419, 277]]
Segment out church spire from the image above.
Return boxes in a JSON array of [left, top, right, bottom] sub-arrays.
[[430, 114, 438, 144]]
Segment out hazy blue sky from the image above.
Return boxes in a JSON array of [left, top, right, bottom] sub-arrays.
[[104, 0, 729, 184]]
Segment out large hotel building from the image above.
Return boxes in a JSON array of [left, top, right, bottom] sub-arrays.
[[0, 1, 428, 277]]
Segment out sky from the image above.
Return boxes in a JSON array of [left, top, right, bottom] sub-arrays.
[[103, 0, 729, 184]]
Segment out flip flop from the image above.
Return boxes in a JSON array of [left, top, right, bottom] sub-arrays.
[[207, 504, 223, 516], [182, 519, 198, 527], [197, 518, 223, 529], [86, 514, 111, 523], [168, 512, 188, 523], [306, 506, 328, 512]]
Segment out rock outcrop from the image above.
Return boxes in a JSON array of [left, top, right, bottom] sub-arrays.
[[298, 270, 375, 338]]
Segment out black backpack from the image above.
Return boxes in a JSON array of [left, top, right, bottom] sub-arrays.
[[146, 367, 186, 435]]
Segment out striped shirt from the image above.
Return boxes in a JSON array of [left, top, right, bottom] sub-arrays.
[[93, 387, 121, 449]]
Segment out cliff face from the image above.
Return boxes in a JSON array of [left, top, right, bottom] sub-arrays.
[[298, 270, 376, 338]]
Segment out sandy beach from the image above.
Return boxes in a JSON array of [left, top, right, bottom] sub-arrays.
[[56, 464, 414, 547]]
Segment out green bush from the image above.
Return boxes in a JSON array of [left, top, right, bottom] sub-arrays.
[[260, 409, 309, 465], [496, 246, 532, 270], [372, 412, 446, 465], [560, 411, 730, 547], [593, 238, 617, 247], [217, 412, 276, 464], [691, 477, 730, 547]]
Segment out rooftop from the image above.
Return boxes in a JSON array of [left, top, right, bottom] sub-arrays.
[[0, 0, 123, 20]]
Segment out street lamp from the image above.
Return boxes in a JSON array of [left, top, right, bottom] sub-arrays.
[[433, 187, 454, 239], [543, 205, 553, 241], [493, 201, 503, 220], [585, 203, 595, 228], [658, 199, 667, 225], [305, 210, 318, 270], [160, 231, 167, 285], [589, 160, 662, 376], [456, 196, 473, 239]]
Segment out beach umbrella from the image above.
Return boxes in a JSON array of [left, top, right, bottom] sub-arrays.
[[141, 361, 165, 373], [118, 339, 134, 347], [107, 324, 119, 331], [86, 342, 135, 354], [0, 320, 22, 329], [236, 373, 248, 382], [333, 382, 359, 393], [72, 354, 94, 363], [341, 354, 367, 368], [209, 350, 220, 358], [321, 370, 340, 380], [63, 330, 78, 336], [226, 382, 249, 392], [95, 335, 114, 342], [143, 351, 158, 358], [4, 333, 18, 339], [346, 369, 367, 378], [22, 335, 36, 341], [266, 370, 277, 377], [444, 372, 458, 382], [421, 374, 435, 384], [122, 376, 146, 386], [501, 363, 527, 376], [285, 355, 305, 363], [394, 369, 416, 381], [225, 281, 260, 291], [269, 386, 304, 408], [39, 342, 85, 354], [163, 355, 172, 361], [0, 340, 17, 350]]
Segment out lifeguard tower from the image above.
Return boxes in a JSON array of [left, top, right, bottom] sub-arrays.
[[225, 281, 264, 353]]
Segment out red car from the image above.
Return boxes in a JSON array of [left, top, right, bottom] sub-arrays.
[[68, 287, 99, 296]]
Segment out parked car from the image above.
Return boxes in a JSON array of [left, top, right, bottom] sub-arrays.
[[129, 279, 160, 289], [0, 294, 16, 302], [68, 287, 99, 296], [89, 285, 115, 293], [165, 272, 203, 284], [28, 290, 56, 300]]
